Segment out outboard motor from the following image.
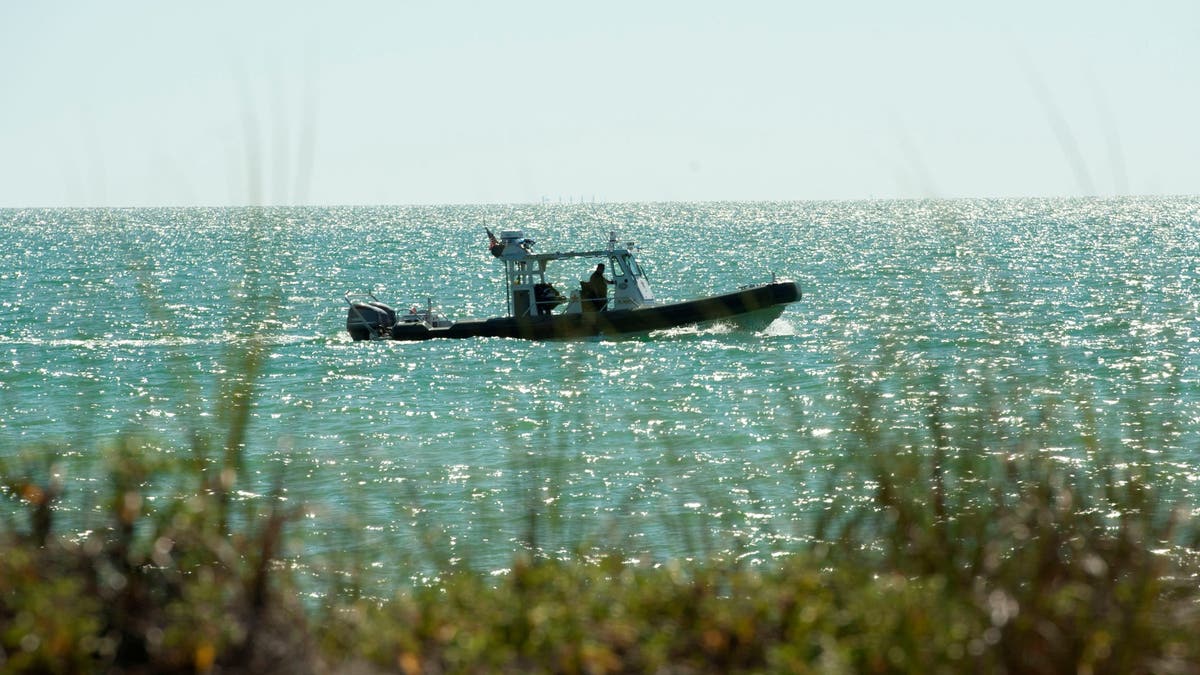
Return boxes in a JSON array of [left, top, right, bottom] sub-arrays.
[[365, 301, 397, 327], [345, 296, 397, 341]]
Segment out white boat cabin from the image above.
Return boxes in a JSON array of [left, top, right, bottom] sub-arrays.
[[495, 230, 656, 318]]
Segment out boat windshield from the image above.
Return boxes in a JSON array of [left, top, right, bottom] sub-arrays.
[[625, 256, 643, 278]]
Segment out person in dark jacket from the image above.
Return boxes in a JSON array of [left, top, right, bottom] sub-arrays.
[[586, 263, 611, 311]]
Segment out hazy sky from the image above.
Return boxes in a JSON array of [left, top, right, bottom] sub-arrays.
[[1, 1, 1196, 207]]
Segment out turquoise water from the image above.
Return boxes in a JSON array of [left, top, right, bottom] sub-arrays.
[[3, 199, 1199, 579]]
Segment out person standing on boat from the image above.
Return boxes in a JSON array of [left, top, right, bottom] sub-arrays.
[[587, 263, 611, 311]]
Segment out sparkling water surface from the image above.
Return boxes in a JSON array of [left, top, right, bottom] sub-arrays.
[[3, 199, 1199, 580]]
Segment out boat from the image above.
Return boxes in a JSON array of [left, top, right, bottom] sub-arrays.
[[345, 229, 801, 341]]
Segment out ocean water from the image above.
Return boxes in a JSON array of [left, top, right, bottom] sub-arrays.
[[2, 198, 1199, 581]]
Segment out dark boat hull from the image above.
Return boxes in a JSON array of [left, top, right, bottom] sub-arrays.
[[388, 281, 801, 341]]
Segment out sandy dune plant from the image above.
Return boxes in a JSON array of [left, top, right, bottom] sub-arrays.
[[8, 372, 1198, 673]]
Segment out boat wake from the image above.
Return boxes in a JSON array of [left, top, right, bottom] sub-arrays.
[[651, 322, 735, 339], [0, 333, 320, 349], [761, 318, 797, 337]]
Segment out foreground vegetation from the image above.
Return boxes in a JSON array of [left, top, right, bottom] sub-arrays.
[[4, 418, 1199, 674]]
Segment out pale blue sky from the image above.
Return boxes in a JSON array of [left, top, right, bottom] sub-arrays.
[[1, 0, 1196, 206]]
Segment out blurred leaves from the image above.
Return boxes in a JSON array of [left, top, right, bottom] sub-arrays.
[[5, 397, 1199, 672]]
